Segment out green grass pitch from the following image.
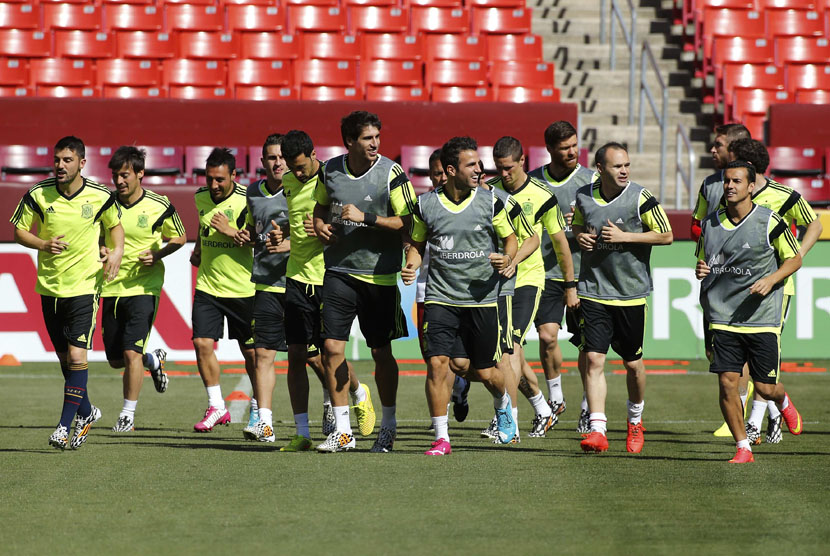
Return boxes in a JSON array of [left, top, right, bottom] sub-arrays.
[[1, 360, 829, 554]]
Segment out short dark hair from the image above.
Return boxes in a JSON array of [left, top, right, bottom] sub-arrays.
[[261, 133, 283, 159], [340, 111, 381, 147], [725, 159, 756, 184], [544, 121, 577, 148], [206, 147, 236, 172], [714, 123, 751, 143], [428, 148, 442, 167], [108, 146, 146, 174], [440, 136, 478, 171], [54, 136, 85, 159], [493, 136, 523, 162], [728, 138, 769, 174], [281, 130, 314, 161], [595, 141, 627, 167]]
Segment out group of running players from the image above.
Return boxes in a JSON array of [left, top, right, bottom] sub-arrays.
[[10, 114, 812, 462]]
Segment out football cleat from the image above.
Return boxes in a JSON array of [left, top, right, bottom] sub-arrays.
[[626, 422, 645, 453], [780, 394, 803, 435], [352, 387, 376, 437], [280, 434, 311, 452], [369, 426, 396, 453], [194, 406, 231, 432], [528, 413, 554, 438], [148, 348, 168, 394], [49, 424, 69, 450], [580, 431, 609, 453], [765, 414, 783, 444], [745, 422, 762, 446], [495, 397, 517, 444], [316, 430, 355, 452], [70, 405, 102, 449], [252, 421, 275, 443], [451, 376, 470, 422], [712, 421, 732, 437], [481, 416, 498, 439], [576, 409, 591, 436], [243, 406, 260, 440], [494, 430, 520, 444], [424, 438, 452, 456], [112, 414, 135, 433], [322, 403, 335, 436], [729, 447, 755, 464]]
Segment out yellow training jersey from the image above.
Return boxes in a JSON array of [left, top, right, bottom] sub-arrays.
[[284, 168, 326, 286]]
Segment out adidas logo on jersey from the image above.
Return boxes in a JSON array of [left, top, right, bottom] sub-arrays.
[[135, 339, 144, 348], [742, 242, 751, 249], [474, 224, 483, 231], [364, 194, 373, 202], [46, 206, 55, 214], [615, 218, 624, 224], [768, 369, 777, 377]]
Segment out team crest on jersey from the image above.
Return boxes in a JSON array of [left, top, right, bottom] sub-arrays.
[[224, 209, 234, 221], [137, 214, 149, 228], [522, 202, 533, 215], [81, 203, 93, 219]]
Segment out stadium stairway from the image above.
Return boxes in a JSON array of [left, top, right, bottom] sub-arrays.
[[531, 0, 713, 207]]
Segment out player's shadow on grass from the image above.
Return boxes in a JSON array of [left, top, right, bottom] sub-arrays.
[[0, 448, 65, 454], [0, 425, 56, 431], [102, 439, 280, 452]]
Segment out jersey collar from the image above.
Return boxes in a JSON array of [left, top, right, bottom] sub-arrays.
[[58, 177, 87, 201], [118, 189, 146, 209]]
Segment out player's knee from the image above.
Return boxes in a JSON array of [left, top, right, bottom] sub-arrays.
[[193, 337, 213, 354], [538, 327, 558, 347], [107, 359, 124, 369], [370, 344, 393, 363], [323, 338, 346, 358]]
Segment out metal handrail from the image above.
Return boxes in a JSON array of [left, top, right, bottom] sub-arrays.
[[676, 124, 696, 210], [607, 0, 637, 124], [638, 41, 668, 201]]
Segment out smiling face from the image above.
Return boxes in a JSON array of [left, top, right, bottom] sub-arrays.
[[597, 147, 630, 188], [448, 149, 483, 190], [112, 163, 144, 200], [346, 125, 380, 166], [54, 147, 84, 187], [205, 164, 235, 202]]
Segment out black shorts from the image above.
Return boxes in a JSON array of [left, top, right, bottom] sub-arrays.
[[780, 294, 792, 333], [101, 295, 158, 360], [320, 271, 407, 349], [703, 315, 714, 355], [191, 289, 254, 345], [578, 298, 646, 362], [252, 290, 287, 352], [41, 294, 98, 352], [284, 277, 322, 348], [423, 303, 499, 370], [565, 305, 582, 349], [497, 295, 513, 355], [512, 285, 541, 346], [534, 279, 566, 327], [709, 329, 780, 385]]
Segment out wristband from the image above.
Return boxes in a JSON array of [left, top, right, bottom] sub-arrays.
[[363, 213, 377, 226], [563, 280, 577, 289]]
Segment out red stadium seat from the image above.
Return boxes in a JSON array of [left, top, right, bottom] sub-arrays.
[[97, 58, 161, 87], [295, 59, 358, 87], [54, 31, 115, 59], [82, 146, 117, 184], [491, 61, 555, 91], [227, 5, 285, 33], [116, 31, 176, 59], [160, 0, 214, 4], [486, 34, 543, 62], [767, 146, 823, 176], [411, 7, 470, 34], [0, 4, 38, 30], [166, 5, 223, 32], [178, 31, 237, 59], [425, 34, 486, 61], [699, 9, 764, 61], [718, 63, 783, 110], [0, 30, 50, 57], [732, 88, 792, 121], [795, 88, 830, 102], [220, 0, 274, 5], [132, 145, 184, 185], [228, 59, 292, 88], [0, 145, 53, 184], [37, 85, 99, 98], [103, 85, 165, 98], [301, 33, 361, 60], [426, 60, 487, 88], [400, 144, 440, 194], [471, 7, 532, 34], [163, 59, 226, 87], [363, 59, 423, 87], [350, 6, 408, 33], [313, 146, 348, 161], [757, 0, 818, 9], [105, 5, 164, 31], [785, 63, 830, 92], [0, 58, 26, 85], [361, 33, 423, 60], [0, 86, 32, 98], [365, 84, 427, 102], [282, 0, 337, 5], [765, 8, 824, 36], [431, 85, 492, 102], [185, 146, 246, 178], [775, 36, 830, 65], [44, 4, 103, 31], [235, 85, 295, 100], [288, 6, 347, 34], [30, 58, 95, 87], [407, 0, 462, 7], [468, 0, 525, 6], [496, 86, 560, 102], [711, 37, 775, 76], [239, 33, 300, 60], [300, 85, 361, 100], [343, 0, 397, 5], [776, 176, 830, 202]]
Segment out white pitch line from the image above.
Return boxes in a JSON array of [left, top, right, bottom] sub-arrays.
[[227, 374, 253, 424]]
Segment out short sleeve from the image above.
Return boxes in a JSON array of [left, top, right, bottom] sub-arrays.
[[10, 193, 37, 230], [493, 198, 516, 239], [161, 205, 186, 238], [389, 164, 417, 217], [769, 213, 800, 261], [639, 189, 671, 233], [98, 193, 121, 229]]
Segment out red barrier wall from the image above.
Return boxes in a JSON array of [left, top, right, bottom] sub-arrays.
[[768, 104, 830, 147]]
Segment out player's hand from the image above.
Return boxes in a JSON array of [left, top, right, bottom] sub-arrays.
[[488, 252, 509, 271], [401, 262, 418, 285], [565, 287, 580, 309], [268, 219, 284, 246], [189, 249, 201, 267], [102, 247, 123, 281], [750, 276, 776, 297], [99, 245, 109, 259], [313, 216, 337, 245], [601, 219, 628, 243], [341, 204, 365, 224], [576, 232, 596, 251], [43, 235, 69, 254], [304, 213, 317, 237], [233, 228, 251, 247], [564, 211, 574, 227], [695, 260, 710, 280], [210, 212, 234, 236], [138, 249, 159, 266], [500, 262, 517, 278]]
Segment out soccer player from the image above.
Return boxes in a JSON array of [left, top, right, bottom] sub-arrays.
[[695, 160, 804, 463], [11, 135, 124, 449], [489, 136, 576, 439], [311, 111, 415, 453], [528, 121, 596, 433], [190, 148, 256, 432], [572, 142, 673, 454], [272, 130, 368, 452], [726, 139, 822, 445], [402, 136, 519, 456], [101, 146, 186, 432]]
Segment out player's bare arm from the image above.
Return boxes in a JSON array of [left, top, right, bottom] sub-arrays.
[[572, 224, 596, 251], [13, 227, 69, 254], [312, 204, 335, 244], [401, 240, 424, 285], [340, 204, 410, 232], [138, 234, 187, 267], [210, 211, 250, 245], [101, 222, 125, 282], [799, 219, 823, 257], [501, 231, 538, 278], [749, 254, 802, 296], [489, 233, 517, 271], [601, 219, 673, 245], [695, 259, 710, 280], [551, 229, 579, 308], [189, 239, 201, 267]]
